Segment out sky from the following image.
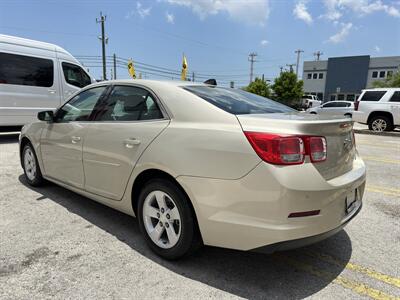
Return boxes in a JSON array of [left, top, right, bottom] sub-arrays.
[[0, 0, 399, 86]]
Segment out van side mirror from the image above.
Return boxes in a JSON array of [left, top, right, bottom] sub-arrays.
[[37, 110, 54, 122]]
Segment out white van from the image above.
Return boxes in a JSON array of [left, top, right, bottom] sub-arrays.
[[0, 34, 95, 126]]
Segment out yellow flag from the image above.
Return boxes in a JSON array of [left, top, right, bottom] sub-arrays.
[[181, 54, 188, 81], [127, 59, 136, 79]]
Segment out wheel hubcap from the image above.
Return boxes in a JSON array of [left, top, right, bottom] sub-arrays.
[[372, 119, 387, 132], [24, 148, 36, 181], [143, 190, 181, 249]]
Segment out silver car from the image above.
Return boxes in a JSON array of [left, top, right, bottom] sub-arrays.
[[308, 101, 354, 118], [19, 80, 365, 259]]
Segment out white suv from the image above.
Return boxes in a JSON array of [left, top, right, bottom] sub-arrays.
[[302, 95, 322, 109], [353, 88, 400, 132]]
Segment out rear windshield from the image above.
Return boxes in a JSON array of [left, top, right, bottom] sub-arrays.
[[360, 91, 386, 101], [183, 86, 294, 115]]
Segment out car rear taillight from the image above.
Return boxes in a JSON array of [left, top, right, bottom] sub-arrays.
[[305, 136, 327, 162], [354, 100, 359, 111], [244, 132, 305, 165], [244, 132, 327, 165]]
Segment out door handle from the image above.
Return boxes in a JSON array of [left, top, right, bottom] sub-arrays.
[[124, 138, 141, 148], [71, 136, 81, 144], [48, 89, 56, 94]]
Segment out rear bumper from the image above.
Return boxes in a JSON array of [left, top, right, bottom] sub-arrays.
[[253, 201, 362, 253], [352, 111, 368, 124], [177, 155, 366, 251]]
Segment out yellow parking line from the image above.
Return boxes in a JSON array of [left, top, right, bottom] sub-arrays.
[[279, 255, 398, 300], [362, 156, 400, 164], [308, 251, 400, 288], [367, 186, 400, 197]]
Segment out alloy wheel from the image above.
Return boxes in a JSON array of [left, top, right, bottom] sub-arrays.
[[24, 147, 37, 181], [371, 118, 387, 132], [142, 190, 182, 249]]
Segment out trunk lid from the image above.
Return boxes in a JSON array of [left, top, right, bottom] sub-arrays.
[[237, 113, 356, 180]]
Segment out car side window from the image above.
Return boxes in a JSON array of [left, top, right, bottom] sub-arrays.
[[55, 86, 107, 122], [94, 85, 163, 121], [389, 91, 400, 102], [323, 102, 336, 108], [62, 62, 92, 88], [360, 91, 386, 101]]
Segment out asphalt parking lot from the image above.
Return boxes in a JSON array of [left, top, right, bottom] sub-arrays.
[[0, 131, 399, 300]]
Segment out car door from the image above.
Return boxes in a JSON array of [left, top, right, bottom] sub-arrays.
[[389, 91, 400, 125], [0, 51, 61, 125], [82, 84, 169, 200], [40, 85, 109, 188], [59, 61, 93, 101]]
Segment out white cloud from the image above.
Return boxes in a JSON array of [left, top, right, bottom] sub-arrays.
[[165, 0, 270, 25], [165, 11, 175, 23], [321, 0, 400, 20], [374, 45, 381, 52], [260, 39, 269, 46], [136, 2, 152, 18], [328, 22, 353, 43], [293, 0, 313, 24]]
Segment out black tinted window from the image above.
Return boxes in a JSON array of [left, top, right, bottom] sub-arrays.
[[184, 86, 294, 115], [318, 73, 323, 79], [390, 91, 400, 102], [0, 52, 53, 87], [95, 86, 163, 121], [313, 73, 318, 79], [323, 102, 337, 108], [62, 62, 91, 88], [372, 71, 378, 78], [307, 73, 312, 79], [360, 91, 386, 101], [55, 86, 107, 122]]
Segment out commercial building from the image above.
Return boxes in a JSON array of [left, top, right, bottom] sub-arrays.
[[302, 55, 400, 102]]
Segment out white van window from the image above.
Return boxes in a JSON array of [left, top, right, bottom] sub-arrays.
[[0, 52, 53, 87], [62, 62, 91, 88]]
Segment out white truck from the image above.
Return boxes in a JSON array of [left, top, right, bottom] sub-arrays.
[[353, 88, 400, 132], [0, 34, 96, 126], [302, 94, 322, 109]]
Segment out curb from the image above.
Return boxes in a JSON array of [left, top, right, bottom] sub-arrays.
[[353, 129, 400, 137]]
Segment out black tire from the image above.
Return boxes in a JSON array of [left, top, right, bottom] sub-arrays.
[[22, 143, 44, 186], [137, 178, 200, 260], [368, 115, 394, 132]]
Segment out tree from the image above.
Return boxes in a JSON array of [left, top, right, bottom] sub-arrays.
[[244, 77, 272, 98], [272, 71, 304, 107], [372, 71, 400, 88]]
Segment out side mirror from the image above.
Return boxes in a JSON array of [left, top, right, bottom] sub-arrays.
[[37, 110, 54, 122]]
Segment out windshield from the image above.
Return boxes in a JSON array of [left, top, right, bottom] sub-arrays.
[[183, 86, 294, 115]]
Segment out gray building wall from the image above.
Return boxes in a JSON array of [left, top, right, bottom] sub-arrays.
[[302, 55, 400, 102], [303, 61, 327, 100], [366, 56, 400, 88], [324, 56, 370, 102]]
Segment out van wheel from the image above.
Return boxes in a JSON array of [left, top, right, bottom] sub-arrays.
[[137, 179, 200, 260], [368, 115, 393, 132], [22, 143, 44, 186]]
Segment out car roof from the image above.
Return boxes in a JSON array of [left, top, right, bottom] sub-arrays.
[[89, 79, 209, 89]]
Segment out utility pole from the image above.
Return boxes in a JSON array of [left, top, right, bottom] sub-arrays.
[[113, 53, 117, 80], [192, 71, 195, 82], [313, 51, 323, 61], [294, 49, 304, 78], [96, 12, 108, 81], [248, 52, 257, 84], [286, 63, 296, 73]]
